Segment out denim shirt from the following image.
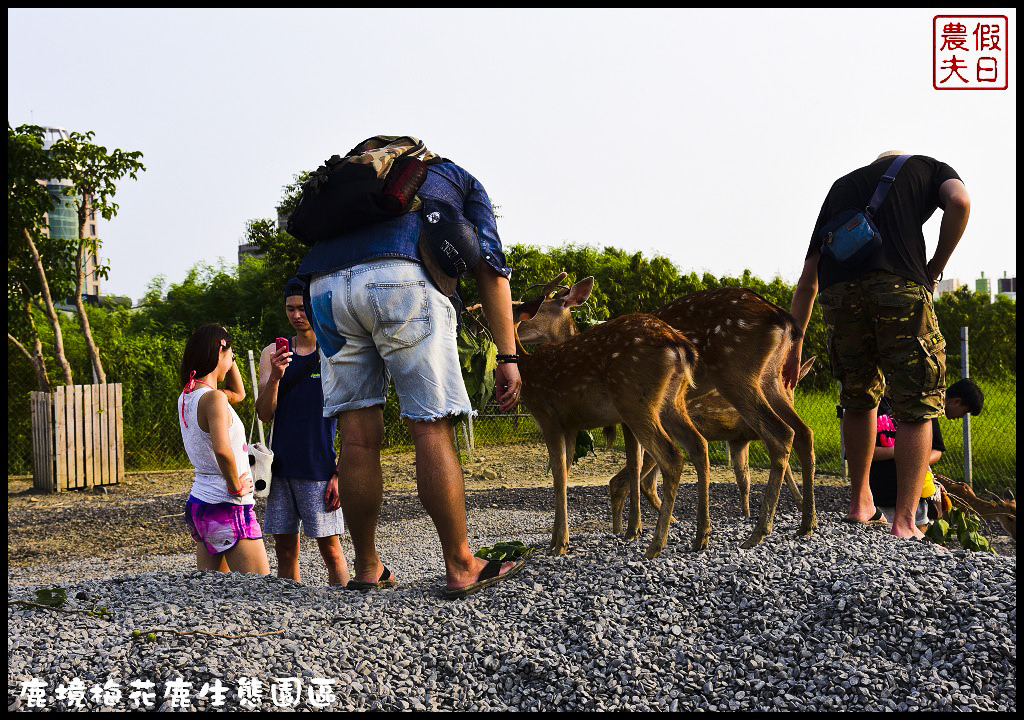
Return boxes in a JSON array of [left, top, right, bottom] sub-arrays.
[[297, 162, 511, 281]]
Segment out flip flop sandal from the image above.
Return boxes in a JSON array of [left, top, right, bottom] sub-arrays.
[[442, 559, 527, 600], [842, 508, 889, 526], [345, 566, 398, 591]]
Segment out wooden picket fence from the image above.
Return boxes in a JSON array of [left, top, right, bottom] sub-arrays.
[[30, 383, 124, 492]]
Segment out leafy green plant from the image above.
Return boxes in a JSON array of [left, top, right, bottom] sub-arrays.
[[34, 587, 68, 608], [926, 506, 997, 553], [475, 540, 535, 562], [457, 326, 497, 412]]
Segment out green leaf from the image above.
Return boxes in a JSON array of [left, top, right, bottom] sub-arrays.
[[34, 587, 68, 608], [474, 541, 534, 562]]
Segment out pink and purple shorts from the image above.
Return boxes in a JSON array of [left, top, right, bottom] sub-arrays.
[[185, 495, 263, 555]]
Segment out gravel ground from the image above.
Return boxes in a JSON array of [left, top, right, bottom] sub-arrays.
[[7, 446, 1017, 712]]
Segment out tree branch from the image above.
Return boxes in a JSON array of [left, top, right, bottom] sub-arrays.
[[23, 228, 73, 386]]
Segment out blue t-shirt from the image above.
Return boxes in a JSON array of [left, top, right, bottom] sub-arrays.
[[270, 340, 337, 481]]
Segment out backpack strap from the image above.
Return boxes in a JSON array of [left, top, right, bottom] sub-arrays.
[[866, 155, 912, 216]]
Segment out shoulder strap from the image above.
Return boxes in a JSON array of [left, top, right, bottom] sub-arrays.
[[866, 155, 912, 216]]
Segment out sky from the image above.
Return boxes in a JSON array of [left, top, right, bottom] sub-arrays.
[[8, 8, 1017, 304]]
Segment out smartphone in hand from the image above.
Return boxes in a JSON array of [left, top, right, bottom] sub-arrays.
[[276, 337, 289, 356]]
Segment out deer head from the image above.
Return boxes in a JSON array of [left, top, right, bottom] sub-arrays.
[[515, 274, 595, 347], [940, 477, 1017, 540]]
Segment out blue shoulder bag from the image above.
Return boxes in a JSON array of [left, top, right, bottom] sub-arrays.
[[820, 155, 911, 266]]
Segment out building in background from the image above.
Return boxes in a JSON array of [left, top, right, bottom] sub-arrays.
[[237, 205, 288, 264], [996, 272, 1016, 302], [975, 271, 991, 301], [40, 126, 102, 302], [933, 277, 962, 299]]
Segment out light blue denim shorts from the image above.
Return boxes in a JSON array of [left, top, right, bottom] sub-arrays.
[[309, 259, 474, 421]]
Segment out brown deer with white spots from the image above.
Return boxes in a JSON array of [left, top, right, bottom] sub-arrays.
[[517, 282, 817, 550], [606, 357, 815, 531], [514, 274, 711, 557]]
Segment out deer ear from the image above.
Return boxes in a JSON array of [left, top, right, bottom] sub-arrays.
[[564, 276, 595, 308], [518, 298, 543, 323], [798, 356, 816, 382]]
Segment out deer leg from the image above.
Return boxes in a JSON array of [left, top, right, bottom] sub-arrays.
[[722, 392, 795, 549], [778, 405, 815, 536], [632, 429, 685, 558], [730, 440, 751, 518], [609, 426, 639, 533], [609, 466, 630, 535], [622, 426, 644, 541], [657, 403, 711, 555], [639, 455, 663, 512], [543, 429, 571, 555], [783, 465, 804, 514], [638, 393, 712, 557], [642, 464, 677, 524]]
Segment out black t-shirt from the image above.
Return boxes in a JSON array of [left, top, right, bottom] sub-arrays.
[[806, 155, 962, 290], [868, 397, 946, 507]]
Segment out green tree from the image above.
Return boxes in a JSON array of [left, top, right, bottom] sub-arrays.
[[246, 171, 311, 279], [935, 287, 1016, 379], [46, 129, 145, 384], [7, 124, 76, 389], [133, 257, 293, 349]]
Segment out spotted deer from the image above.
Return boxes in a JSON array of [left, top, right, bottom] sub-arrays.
[[514, 274, 711, 557], [935, 474, 1017, 540], [517, 282, 817, 549], [606, 356, 815, 532]]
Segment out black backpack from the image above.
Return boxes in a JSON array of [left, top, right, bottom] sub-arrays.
[[286, 136, 446, 246]]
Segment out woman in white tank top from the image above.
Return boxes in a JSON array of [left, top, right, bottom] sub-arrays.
[[178, 324, 269, 575]]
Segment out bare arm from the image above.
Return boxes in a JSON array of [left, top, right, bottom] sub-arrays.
[[255, 343, 291, 423], [220, 359, 246, 405], [783, 250, 820, 389], [873, 446, 941, 464], [927, 179, 970, 283], [200, 391, 251, 496], [472, 263, 522, 412]]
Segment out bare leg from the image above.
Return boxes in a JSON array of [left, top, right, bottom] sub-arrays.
[[315, 535, 351, 586], [223, 539, 271, 575], [337, 407, 387, 584], [892, 420, 931, 540], [407, 417, 517, 588], [843, 408, 878, 522], [196, 543, 229, 573], [274, 534, 301, 583]]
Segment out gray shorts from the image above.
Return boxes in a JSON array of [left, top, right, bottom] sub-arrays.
[[263, 477, 343, 538]]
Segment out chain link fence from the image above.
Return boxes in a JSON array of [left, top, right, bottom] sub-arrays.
[[8, 335, 1016, 495]]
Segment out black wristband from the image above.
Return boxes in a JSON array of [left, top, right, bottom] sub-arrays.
[[496, 354, 519, 364]]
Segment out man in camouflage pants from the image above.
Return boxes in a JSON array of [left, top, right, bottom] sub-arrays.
[[783, 151, 970, 541]]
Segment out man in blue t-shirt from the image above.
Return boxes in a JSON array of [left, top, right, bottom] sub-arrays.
[[256, 278, 350, 586]]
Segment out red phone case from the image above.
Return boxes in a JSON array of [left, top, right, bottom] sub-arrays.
[[276, 338, 289, 355]]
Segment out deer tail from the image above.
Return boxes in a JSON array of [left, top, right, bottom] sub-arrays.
[[748, 290, 803, 343], [665, 328, 698, 376]]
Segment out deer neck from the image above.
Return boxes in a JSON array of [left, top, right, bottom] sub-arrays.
[[942, 480, 1016, 542]]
